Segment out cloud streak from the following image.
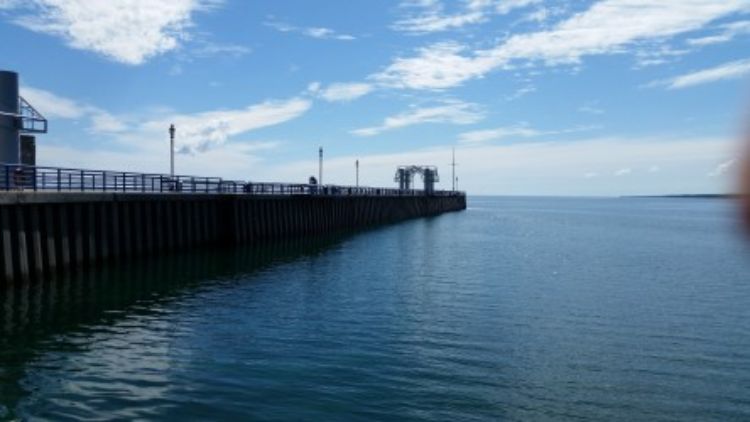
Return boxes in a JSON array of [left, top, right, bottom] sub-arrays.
[[392, 0, 540, 34], [265, 20, 356, 40], [351, 100, 483, 136], [659, 58, 750, 89], [375, 0, 750, 90], [22, 85, 311, 154]]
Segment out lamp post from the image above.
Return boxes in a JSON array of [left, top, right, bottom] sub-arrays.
[[318, 146, 323, 185], [451, 147, 456, 192], [356, 159, 359, 187], [169, 124, 175, 178]]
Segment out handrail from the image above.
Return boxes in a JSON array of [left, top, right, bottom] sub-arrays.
[[0, 163, 466, 198]]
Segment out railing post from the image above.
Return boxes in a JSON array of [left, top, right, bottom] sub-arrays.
[[32, 167, 37, 191]]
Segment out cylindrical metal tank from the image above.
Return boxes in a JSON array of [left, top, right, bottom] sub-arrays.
[[0, 70, 19, 165]]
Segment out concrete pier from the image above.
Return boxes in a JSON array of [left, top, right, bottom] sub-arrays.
[[0, 192, 466, 283]]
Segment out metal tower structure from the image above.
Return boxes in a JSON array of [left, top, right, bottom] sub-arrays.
[[0, 71, 47, 166], [394, 165, 440, 194]]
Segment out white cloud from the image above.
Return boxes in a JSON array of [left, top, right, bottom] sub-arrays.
[[319, 83, 373, 102], [392, 0, 539, 34], [8, 0, 220, 65], [459, 123, 599, 144], [578, 103, 605, 115], [648, 165, 662, 173], [459, 125, 541, 143], [614, 167, 632, 176], [22, 85, 311, 154], [34, 132, 736, 196], [376, 0, 750, 90], [708, 159, 737, 177], [20, 86, 85, 119], [89, 112, 128, 133], [505, 84, 536, 101], [264, 136, 735, 196], [265, 20, 355, 40], [687, 20, 750, 46], [372, 41, 497, 90], [142, 98, 312, 153], [584, 172, 598, 178], [21, 85, 129, 133], [351, 100, 483, 136], [658, 58, 750, 89]]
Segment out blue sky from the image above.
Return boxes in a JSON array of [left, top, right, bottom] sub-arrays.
[[1, 0, 749, 195]]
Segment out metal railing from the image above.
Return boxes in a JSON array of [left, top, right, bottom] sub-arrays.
[[0, 163, 465, 197]]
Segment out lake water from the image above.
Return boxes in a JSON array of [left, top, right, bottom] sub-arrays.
[[1, 197, 750, 421]]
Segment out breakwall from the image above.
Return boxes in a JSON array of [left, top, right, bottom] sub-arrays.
[[0, 193, 465, 282]]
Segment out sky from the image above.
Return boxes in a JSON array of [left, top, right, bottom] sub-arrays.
[[1, 0, 749, 196]]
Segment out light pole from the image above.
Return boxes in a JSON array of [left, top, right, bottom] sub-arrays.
[[355, 159, 359, 187], [451, 147, 456, 192], [318, 146, 323, 185], [169, 124, 175, 178]]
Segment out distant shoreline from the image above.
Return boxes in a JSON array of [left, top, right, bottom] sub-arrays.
[[625, 194, 745, 199]]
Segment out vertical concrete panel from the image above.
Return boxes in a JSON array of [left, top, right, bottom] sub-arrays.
[[302, 199, 310, 235], [257, 200, 266, 239], [99, 202, 109, 261], [122, 202, 132, 257], [279, 200, 287, 237], [44, 206, 57, 272], [193, 200, 202, 245], [291, 199, 299, 236], [110, 202, 120, 259], [166, 201, 175, 251], [144, 201, 154, 253], [232, 199, 241, 244], [30, 206, 44, 275], [235, 199, 244, 243], [58, 205, 71, 267], [252, 199, 262, 241], [72, 204, 84, 265], [15, 206, 29, 277], [244, 199, 251, 242], [133, 201, 143, 257], [267, 200, 276, 238], [174, 200, 183, 249], [244, 200, 254, 243], [185, 200, 195, 247], [154, 201, 164, 251], [202, 201, 210, 244], [87, 203, 97, 263], [1, 207, 14, 281]]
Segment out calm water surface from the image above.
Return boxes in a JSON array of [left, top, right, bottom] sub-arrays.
[[1, 197, 750, 421]]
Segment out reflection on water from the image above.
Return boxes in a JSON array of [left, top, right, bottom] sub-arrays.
[[1, 198, 750, 420], [0, 236, 345, 419]]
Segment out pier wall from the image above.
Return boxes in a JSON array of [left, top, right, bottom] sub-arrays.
[[0, 193, 465, 282]]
